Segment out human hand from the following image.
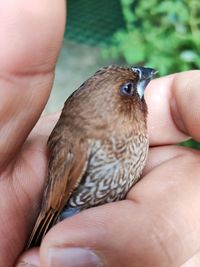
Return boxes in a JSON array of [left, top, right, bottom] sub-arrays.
[[2, 1, 200, 267], [0, 1, 65, 267]]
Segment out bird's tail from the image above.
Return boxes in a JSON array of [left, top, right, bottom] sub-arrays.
[[26, 209, 59, 249]]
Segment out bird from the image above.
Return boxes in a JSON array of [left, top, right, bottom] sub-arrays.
[[26, 65, 157, 248]]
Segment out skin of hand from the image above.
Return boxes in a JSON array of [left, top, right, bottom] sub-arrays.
[[1, 1, 200, 267], [0, 0, 66, 266]]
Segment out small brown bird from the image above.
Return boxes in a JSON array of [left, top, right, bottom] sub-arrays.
[[27, 65, 157, 248]]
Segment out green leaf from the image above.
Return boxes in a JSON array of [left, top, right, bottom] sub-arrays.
[[103, 0, 200, 75]]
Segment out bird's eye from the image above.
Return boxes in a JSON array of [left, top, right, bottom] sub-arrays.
[[120, 81, 135, 97]]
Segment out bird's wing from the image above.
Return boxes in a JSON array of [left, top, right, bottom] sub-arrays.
[[26, 135, 89, 248]]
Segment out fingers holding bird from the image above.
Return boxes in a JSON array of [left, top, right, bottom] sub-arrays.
[[146, 70, 200, 146]]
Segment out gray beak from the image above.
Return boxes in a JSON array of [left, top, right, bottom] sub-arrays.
[[131, 67, 158, 98]]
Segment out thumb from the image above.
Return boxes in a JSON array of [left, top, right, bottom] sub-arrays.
[[40, 201, 171, 267], [42, 202, 143, 267], [39, 200, 179, 267]]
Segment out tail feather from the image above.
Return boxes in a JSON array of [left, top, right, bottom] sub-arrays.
[[26, 209, 59, 249]]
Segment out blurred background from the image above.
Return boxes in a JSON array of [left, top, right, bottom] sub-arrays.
[[45, 0, 200, 149]]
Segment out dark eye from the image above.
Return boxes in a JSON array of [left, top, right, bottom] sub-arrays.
[[120, 81, 135, 96]]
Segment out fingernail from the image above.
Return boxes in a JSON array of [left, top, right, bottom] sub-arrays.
[[48, 247, 103, 267], [16, 262, 39, 267]]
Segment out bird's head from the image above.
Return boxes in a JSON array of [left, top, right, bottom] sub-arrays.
[[65, 65, 157, 134]]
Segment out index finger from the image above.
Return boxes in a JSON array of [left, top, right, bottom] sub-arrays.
[[0, 0, 65, 170], [146, 70, 200, 146]]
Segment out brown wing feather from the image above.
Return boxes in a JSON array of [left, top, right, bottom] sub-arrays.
[[26, 133, 89, 249], [26, 209, 59, 248]]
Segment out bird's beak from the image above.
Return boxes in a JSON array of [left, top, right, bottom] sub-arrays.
[[131, 67, 158, 99]]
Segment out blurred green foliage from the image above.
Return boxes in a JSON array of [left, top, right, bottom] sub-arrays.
[[102, 0, 200, 75], [181, 139, 200, 149]]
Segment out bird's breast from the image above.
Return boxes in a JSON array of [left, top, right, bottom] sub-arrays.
[[67, 134, 148, 210]]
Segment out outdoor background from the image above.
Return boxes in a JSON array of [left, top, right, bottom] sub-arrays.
[[45, 0, 200, 149]]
